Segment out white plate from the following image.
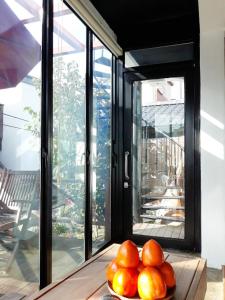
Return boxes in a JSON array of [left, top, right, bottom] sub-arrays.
[[107, 281, 175, 300]]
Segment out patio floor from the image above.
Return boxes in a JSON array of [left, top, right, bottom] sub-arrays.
[[0, 233, 38, 298], [133, 222, 184, 239], [0, 223, 107, 299]]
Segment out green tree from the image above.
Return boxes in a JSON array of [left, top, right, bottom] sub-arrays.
[[24, 55, 111, 229], [25, 57, 86, 221]]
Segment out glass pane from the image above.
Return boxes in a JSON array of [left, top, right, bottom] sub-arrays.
[[0, 0, 42, 296], [92, 36, 112, 253], [52, 0, 86, 281], [133, 78, 185, 240]]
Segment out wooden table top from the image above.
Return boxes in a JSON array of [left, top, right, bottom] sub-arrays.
[[27, 244, 207, 300]]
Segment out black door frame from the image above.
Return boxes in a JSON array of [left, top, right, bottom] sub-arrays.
[[122, 61, 201, 251]]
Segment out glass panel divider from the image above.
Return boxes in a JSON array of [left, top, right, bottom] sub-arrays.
[[40, 0, 53, 289], [85, 29, 93, 260]]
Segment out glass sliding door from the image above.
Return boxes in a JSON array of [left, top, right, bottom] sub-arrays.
[[0, 0, 114, 293], [132, 78, 185, 239], [52, 0, 86, 281], [92, 36, 112, 253], [0, 0, 42, 296], [124, 66, 196, 250]]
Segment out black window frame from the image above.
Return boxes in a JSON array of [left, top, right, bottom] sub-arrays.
[[40, 0, 116, 289], [38, 0, 201, 291]]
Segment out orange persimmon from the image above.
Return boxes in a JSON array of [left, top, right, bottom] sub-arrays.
[[116, 240, 139, 268], [142, 239, 164, 267], [158, 261, 176, 288], [138, 266, 167, 300], [112, 268, 138, 297], [106, 258, 119, 282], [137, 260, 145, 273]]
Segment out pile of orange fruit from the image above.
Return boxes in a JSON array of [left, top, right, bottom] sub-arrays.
[[106, 239, 176, 299]]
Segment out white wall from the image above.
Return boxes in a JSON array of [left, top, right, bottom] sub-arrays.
[[0, 81, 40, 171], [199, 0, 225, 268]]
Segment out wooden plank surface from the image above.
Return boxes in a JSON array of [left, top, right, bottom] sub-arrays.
[[186, 258, 207, 300], [27, 244, 206, 300], [87, 283, 108, 300], [165, 254, 202, 300], [26, 244, 119, 300]]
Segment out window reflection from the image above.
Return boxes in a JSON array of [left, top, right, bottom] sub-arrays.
[[0, 0, 42, 297], [92, 36, 112, 253], [52, 0, 86, 281], [133, 78, 185, 240], [0, 0, 114, 292]]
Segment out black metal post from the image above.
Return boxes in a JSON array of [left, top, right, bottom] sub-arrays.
[[85, 29, 93, 260], [40, 0, 53, 289], [111, 58, 124, 242]]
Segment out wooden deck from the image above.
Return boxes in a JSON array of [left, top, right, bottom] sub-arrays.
[[0, 278, 37, 299], [0, 229, 105, 299], [133, 222, 184, 239], [0, 232, 39, 299]]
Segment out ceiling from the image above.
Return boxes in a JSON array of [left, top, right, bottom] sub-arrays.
[[89, 0, 199, 50]]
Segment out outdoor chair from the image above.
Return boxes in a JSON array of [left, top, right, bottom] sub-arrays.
[[0, 169, 40, 270], [0, 169, 80, 271], [0, 168, 17, 231], [0, 168, 13, 213]]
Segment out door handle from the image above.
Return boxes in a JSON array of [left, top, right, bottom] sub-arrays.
[[124, 151, 130, 180]]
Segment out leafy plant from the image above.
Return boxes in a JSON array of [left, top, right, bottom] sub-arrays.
[[24, 54, 111, 235], [53, 223, 68, 235]]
